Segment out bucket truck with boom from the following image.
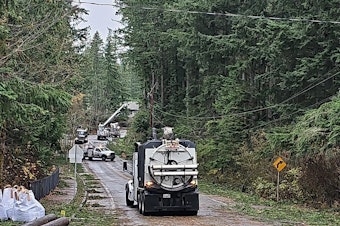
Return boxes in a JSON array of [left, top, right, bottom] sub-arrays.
[[97, 103, 127, 140]]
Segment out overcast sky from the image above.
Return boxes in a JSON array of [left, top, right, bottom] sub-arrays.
[[77, 0, 123, 40]]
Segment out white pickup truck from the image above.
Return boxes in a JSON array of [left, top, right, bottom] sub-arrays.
[[87, 146, 115, 161]]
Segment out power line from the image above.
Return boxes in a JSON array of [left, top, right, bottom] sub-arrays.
[[75, 1, 340, 125], [153, 70, 340, 121], [75, 1, 340, 25], [281, 70, 340, 105], [245, 93, 338, 131]]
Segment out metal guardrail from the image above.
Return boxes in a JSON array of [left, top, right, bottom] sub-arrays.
[[29, 168, 60, 201]]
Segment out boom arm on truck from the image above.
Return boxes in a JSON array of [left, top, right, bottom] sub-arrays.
[[101, 103, 127, 127], [97, 103, 127, 140]]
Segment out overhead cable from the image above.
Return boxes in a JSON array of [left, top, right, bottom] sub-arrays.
[[76, 1, 340, 25], [153, 70, 340, 120]]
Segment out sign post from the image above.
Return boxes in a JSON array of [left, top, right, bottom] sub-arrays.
[[273, 157, 287, 202], [68, 145, 83, 196]]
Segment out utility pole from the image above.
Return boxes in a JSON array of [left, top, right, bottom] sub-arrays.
[[149, 72, 155, 129]]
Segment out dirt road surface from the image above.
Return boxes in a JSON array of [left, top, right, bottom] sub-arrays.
[[83, 157, 281, 226]]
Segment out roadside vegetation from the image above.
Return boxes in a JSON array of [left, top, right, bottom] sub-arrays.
[[0, 155, 118, 226], [118, 0, 340, 213], [200, 180, 340, 225], [0, 0, 339, 222], [40, 158, 118, 226]]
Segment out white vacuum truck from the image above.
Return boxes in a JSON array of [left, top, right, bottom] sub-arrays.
[[125, 128, 199, 215]]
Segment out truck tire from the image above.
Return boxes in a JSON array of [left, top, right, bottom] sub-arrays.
[[126, 190, 134, 207], [138, 193, 142, 214], [137, 192, 147, 215], [141, 193, 146, 215], [89, 157, 93, 161], [102, 155, 107, 161]]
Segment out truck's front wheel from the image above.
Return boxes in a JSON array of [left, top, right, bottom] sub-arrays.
[[141, 194, 146, 215], [138, 192, 146, 215], [138, 193, 142, 214], [126, 189, 134, 207]]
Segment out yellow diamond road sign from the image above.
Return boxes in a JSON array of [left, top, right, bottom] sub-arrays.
[[273, 157, 286, 172]]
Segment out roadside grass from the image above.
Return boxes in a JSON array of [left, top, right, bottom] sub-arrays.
[[4, 154, 338, 226], [199, 179, 339, 225], [40, 161, 118, 226]]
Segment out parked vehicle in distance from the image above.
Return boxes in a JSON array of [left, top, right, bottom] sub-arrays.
[[87, 146, 115, 161], [97, 124, 110, 140], [97, 103, 128, 140], [75, 128, 88, 144], [110, 122, 121, 138]]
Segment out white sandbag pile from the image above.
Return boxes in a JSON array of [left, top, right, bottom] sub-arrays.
[[0, 185, 45, 222]]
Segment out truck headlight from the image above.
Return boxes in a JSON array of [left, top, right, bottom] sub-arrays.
[[190, 179, 197, 187], [145, 181, 154, 188]]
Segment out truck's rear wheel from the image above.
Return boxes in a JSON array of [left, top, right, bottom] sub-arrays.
[[102, 156, 107, 161], [89, 157, 93, 161]]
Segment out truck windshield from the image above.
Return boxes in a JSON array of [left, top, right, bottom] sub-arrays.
[[101, 147, 110, 152]]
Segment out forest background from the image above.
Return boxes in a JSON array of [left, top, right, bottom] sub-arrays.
[[0, 0, 339, 208]]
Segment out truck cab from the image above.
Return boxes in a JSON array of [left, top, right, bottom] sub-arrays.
[[88, 146, 115, 161]]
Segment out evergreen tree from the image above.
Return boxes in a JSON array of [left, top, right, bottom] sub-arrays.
[[0, 0, 84, 185]]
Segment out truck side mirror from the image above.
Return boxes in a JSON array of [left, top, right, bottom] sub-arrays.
[[123, 161, 127, 171]]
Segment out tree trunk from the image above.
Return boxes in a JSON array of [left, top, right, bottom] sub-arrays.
[[0, 124, 6, 185], [186, 67, 190, 118]]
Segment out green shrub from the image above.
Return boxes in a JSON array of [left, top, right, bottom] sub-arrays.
[[252, 168, 304, 202]]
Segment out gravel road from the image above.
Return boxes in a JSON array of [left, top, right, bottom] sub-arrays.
[[83, 157, 281, 226]]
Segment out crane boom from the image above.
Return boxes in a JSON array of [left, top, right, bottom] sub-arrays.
[[97, 103, 127, 140], [102, 103, 127, 127]]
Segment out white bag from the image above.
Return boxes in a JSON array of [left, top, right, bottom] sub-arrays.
[[1, 187, 15, 220], [0, 188, 7, 221], [12, 188, 45, 222], [28, 190, 45, 219]]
